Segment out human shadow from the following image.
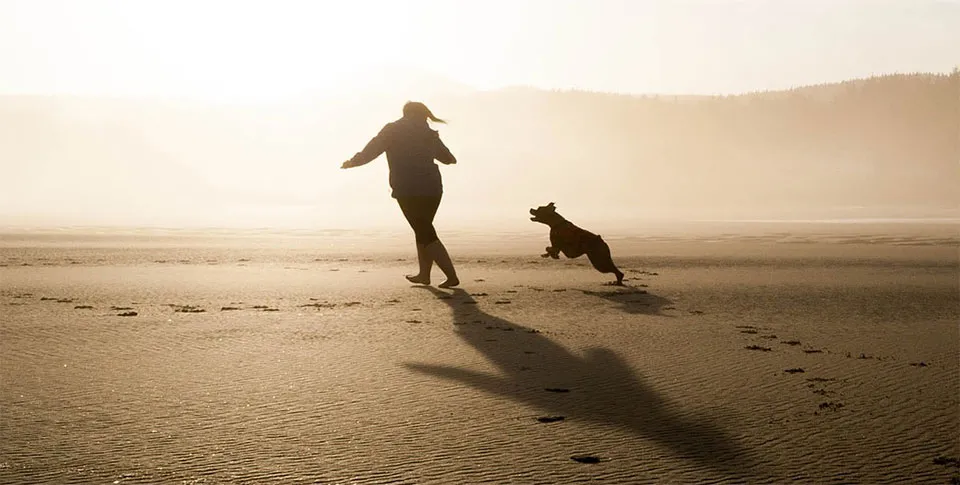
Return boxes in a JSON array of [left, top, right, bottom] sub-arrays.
[[578, 286, 675, 315], [404, 287, 767, 480]]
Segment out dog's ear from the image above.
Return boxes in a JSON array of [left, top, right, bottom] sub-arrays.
[[548, 202, 555, 208]]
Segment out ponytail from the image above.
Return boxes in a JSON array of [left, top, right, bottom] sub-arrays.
[[403, 101, 446, 124]]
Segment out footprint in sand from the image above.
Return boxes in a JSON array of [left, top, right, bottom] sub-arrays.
[[784, 368, 805, 374], [745, 345, 772, 352], [117, 311, 138, 317], [473, 279, 485, 282], [760, 335, 778, 339], [74, 305, 94, 310], [405, 320, 422, 324], [536, 416, 565, 423], [570, 455, 601, 464], [111, 306, 134, 311], [171, 305, 206, 313], [494, 300, 512, 305], [909, 362, 929, 368], [782, 340, 802, 346], [816, 401, 844, 413], [933, 456, 960, 467], [740, 329, 759, 334], [689, 310, 704, 315], [803, 349, 824, 354], [301, 302, 336, 309], [545, 388, 570, 393]]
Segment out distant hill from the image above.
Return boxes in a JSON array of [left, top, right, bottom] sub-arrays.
[[1, 72, 956, 229]]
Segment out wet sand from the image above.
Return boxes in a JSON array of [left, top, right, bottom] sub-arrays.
[[1, 226, 958, 483]]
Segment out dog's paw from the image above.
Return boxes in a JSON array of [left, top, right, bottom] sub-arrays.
[[540, 253, 550, 258]]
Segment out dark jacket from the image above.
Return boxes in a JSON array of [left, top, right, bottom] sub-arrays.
[[345, 117, 456, 198]]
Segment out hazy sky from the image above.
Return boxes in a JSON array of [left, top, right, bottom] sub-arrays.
[[1, 0, 958, 101]]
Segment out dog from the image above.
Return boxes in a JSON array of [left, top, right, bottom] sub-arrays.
[[529, 202, 624, 285]]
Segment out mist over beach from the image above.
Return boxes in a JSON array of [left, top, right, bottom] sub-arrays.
[[1, 1, 958, 483]]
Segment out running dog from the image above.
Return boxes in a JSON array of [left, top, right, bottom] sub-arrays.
[[529, 202, 624, 285]]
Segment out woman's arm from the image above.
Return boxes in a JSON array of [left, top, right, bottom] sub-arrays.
[[342, 124, 392, 169], [434, 134, 457, 165]]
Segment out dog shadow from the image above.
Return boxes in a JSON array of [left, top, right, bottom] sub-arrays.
[[404, 287, 767, 480], [578, 286, 674, 315]]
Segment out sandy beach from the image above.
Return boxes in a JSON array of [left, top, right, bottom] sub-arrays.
[[1, 224, 957, 484]]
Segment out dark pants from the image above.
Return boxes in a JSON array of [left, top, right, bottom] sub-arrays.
[[397, 196, 441, 245]]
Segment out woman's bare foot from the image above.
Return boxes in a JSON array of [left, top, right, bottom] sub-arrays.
[[437, 277, 459, 288], [406, 274, 430, 285]]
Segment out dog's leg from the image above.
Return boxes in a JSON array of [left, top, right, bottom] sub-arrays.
[[613, 269, 625, 286], [587, 238, 624, 285], [544, 246, 561, 259]]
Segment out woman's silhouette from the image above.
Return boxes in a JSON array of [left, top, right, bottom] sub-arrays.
[[341, 101, 460, 288]]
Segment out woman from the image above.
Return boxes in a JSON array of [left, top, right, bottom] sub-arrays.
[[341, 101, 460, 288]]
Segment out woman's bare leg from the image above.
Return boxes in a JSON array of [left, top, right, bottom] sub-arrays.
[[405, 243, 432, 285], [426, 240, 459, 288]]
